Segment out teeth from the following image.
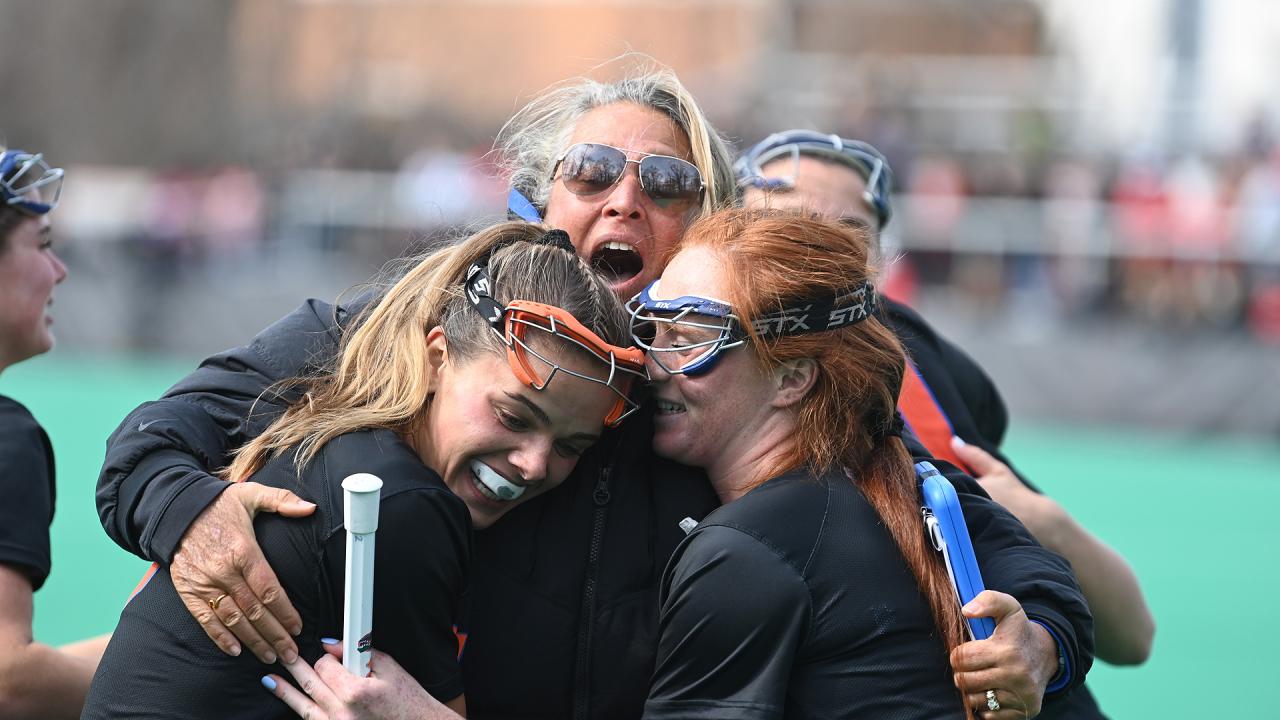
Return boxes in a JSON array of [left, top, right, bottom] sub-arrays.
[[602, 241, 637, 252], [470, 460, 525, 501], [656, 399, 686, 415]]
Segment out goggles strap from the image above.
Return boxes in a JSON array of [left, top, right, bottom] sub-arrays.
[[750, 281, 878, 338]]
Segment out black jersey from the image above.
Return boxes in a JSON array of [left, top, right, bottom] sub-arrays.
[[83, 429, 472, 719], [0, 395, 56, 590], [646, 467, 965, 720]]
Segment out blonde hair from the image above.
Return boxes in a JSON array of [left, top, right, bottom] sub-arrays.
[[225, 222, 630, 481], [494, 58, 736, 218]]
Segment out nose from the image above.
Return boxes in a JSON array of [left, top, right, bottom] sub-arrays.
[[51, 250, 68, 284], [509, 435, 552, 486], [645, 352, 673, 382], [601, 164, 646, 220]]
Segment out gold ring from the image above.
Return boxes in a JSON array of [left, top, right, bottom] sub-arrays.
[[209, 593, 229, 611]]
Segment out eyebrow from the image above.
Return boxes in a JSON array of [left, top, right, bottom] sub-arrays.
[[504, 391, 600, 443]]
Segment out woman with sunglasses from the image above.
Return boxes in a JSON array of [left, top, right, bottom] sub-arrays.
[[96, 64, 1091, 719], [82, 223, 642, 719], [0, 147, 114, 718]]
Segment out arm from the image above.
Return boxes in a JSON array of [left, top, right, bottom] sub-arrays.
[[97, 298, 351, 561], [645, 527, 806, 720], [953, 438, 1155, 665], [0, 565, 101, 719], [95, 299, 354, 663]]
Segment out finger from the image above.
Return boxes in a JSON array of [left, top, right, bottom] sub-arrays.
[[226, 576, 299, 663], [212, 591, 278, 664], [950, 436, 1003, 476], [963, 590, 1022, 624], [242, 557, 304, 653], [178, 586, 242, 658], [262, 674, 327, 720], [956, 668, 1016, 695], [281, 654, 344, 710], [319, 637, 343, 661], [240, 482, 317, 518], [950, 638, 1000, 673], [966, 689, 1033, 717]]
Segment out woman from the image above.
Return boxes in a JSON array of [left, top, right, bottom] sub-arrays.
[[635, 209, 1010, 717], [82, 222, 643, 718], [0, 146, 111, 718], [97, 64, 1090, 719]]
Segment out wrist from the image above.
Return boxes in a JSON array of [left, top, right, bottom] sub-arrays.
[[1028, 619, 1071, 694]]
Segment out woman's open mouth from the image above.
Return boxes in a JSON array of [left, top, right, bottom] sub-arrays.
[[590, 241, 644, 284], [469, 460, 525, 502]]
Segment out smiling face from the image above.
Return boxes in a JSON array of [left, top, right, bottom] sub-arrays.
[[644, 245, 783, 479], [543, 102, 698, 302], [743, 155, 880, 234], [414, 329, 617, 529], [0, 213, 68, 372]]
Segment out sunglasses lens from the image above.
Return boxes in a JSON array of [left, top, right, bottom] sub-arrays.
[[558, 144, 627, 196], [639, 157, 703, 206]]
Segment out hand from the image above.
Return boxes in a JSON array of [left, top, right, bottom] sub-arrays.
[[171, 481, 316, 663], [951, 590, 1056, 719], [265, 643, 462, 720], [951, 437, 1061, 545]]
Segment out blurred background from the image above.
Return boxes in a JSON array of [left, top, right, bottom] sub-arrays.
[[2, 0, 1277, 717]]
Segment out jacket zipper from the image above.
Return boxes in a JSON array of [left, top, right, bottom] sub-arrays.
[[572, 464, 612, 720]]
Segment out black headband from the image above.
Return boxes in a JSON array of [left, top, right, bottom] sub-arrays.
[[748, 281, 878, 338]]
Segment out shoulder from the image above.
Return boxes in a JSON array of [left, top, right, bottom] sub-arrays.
[[694, 470, 838, 577], [0, 395, 54, 480]]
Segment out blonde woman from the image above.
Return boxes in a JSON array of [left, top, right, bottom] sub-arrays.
[[83, 224, 643, 719]]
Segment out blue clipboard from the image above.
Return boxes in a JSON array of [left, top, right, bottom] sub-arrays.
[[917, 461, 995, 641]]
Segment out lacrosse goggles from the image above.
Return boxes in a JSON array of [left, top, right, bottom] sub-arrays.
[[734, 130, 894, 228], [1, 149, 64, 217], [464, 248, 647, 428], [628, 278, 879, 376]]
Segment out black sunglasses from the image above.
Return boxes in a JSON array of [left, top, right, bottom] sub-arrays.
[[552, 143, 705, 208]]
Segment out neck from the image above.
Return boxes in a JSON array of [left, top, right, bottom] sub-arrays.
[[704, 412, 798, 504]]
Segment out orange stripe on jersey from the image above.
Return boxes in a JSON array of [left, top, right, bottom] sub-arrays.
[[898, 358, 974, 475], [130, 562, 160, 600]]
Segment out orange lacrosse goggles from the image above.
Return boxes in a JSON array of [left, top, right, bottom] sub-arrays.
[[465, 255, 647, 427]]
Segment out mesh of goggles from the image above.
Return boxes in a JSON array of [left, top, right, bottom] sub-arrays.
[[627, 290, 746, 376], [0, 151, 64, 216], [629, 280, 879, 375], [465, 261, 646, 426]]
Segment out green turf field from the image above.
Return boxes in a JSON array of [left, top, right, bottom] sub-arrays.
[[2, 354, 1276, 718]]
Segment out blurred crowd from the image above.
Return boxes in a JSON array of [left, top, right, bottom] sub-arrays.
[[56, 126, 1280, 350]]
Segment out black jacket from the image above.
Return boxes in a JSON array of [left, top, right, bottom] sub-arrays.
[[97, 299, 1094, 720]]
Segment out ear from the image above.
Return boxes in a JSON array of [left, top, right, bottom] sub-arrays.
[[424, 326, 449, 389], [769, 358, 818, 409]]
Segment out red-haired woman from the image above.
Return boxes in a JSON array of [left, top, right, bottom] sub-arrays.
[[631, 209, 1083, 719]]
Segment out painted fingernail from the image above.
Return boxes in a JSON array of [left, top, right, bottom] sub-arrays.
[[320, 637, 340, 645], [260, 676, 278, 691], [951, 435, 966, 448]]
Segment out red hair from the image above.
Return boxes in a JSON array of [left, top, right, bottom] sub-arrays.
[[681, 208, 970, 710]]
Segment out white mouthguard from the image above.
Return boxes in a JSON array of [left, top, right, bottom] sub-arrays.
[[470, 460, 525, 501]]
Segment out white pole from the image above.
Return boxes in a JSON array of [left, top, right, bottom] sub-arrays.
[[342, 473, 383, 676]]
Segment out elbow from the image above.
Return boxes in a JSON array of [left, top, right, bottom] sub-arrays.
[[1100, 616, 1156, 666]]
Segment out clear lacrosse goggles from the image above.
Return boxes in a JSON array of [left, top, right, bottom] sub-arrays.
[[465, 260, 648, 426], [627, 280, 748, 377], [0, 149, 64, 216]]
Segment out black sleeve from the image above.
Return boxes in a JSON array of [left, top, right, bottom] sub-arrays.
[[645, 526, 808, 720], [323, 488, 471, 703], [919, 449, 1094, 696], [0, 398, 55, 590], [96, 299, 353, 562]]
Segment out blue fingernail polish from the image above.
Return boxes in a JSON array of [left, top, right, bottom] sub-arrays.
[[261, 676, 277, 691], [320, 637, 339, 645]]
